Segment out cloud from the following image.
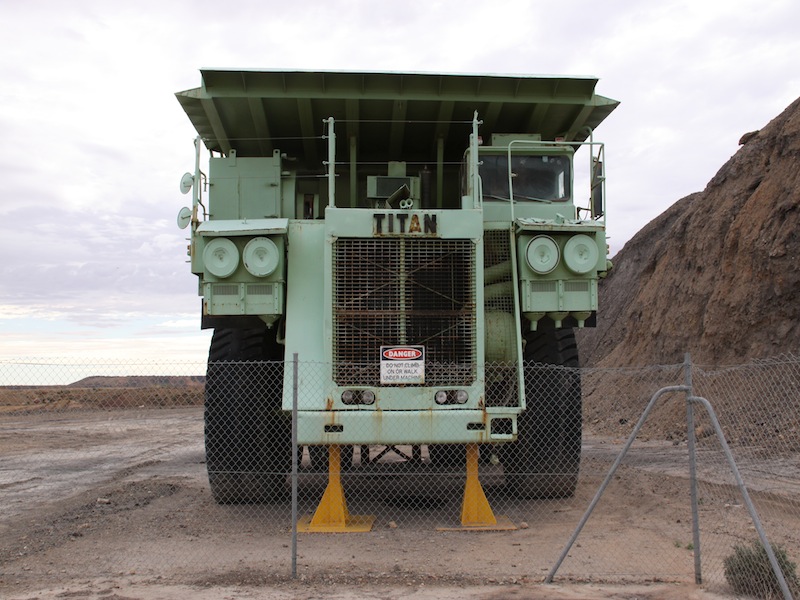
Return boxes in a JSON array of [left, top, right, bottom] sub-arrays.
[[1, 0, 799, 362]]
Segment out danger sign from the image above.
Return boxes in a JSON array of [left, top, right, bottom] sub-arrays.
[[380, 346, 425, 385]]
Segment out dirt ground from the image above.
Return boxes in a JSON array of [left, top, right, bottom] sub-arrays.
[[1, 407, 796, 600]]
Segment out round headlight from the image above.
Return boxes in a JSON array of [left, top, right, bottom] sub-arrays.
[[243, 237, 280, 277], [563, 234, 599, 274], [361, 390, 375, 405], [435, 390, 448, 405], [526, 235, 559, 274], [203, 238, 239, 278], [341, 390, 354, 404], [455, 390, 469, 404]]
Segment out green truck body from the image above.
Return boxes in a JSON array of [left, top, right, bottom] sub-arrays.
[[176, 69, 617, 503]]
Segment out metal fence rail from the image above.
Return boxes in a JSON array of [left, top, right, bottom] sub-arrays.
[[0, 354, 798, 598]]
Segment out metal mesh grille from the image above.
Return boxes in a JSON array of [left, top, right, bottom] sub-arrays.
[[333, 238, 476, 385], [483, 229, 514, 313], [212, 284, 239, 295], [565, 281, 589, 292], [532, 281, 557, 293], [483, 229, 520, 407], [248, 283, 274, 295]]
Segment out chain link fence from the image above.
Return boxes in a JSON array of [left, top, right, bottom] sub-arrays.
[[1, 354, 798, 597]]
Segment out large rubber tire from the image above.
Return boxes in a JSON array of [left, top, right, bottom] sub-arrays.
[[427, 443, 464, 472], [306, 445, 353, 471], [204, 326, 289, 503], [503, 327, 582, 498]]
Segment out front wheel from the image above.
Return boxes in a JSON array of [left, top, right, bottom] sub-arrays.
[[503, 327, 582, 498], [204, 326, 289, 503]]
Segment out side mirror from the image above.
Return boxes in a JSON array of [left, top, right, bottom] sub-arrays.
[[177, 206, 192, 229], [591, 159, 604, 219], [179, 172, 194, 195]]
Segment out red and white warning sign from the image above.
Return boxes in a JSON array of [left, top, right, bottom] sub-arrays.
[[380, 346, 425, 385]]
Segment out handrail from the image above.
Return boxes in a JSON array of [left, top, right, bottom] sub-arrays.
[[191, 136, 208, 224], [321, 113, 605, 217], [470, 111, 482, 209], [496, 138, 605, 224], [324, 117, 336, 208]]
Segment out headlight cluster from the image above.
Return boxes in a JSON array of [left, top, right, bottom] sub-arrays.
[[340, 390, 469, 406], [203, 236, 279, 278], [525, 234, 598, 275], [341, 389, 376, 405], [203, 238, 239, 278], [434, 390, 469, 405], [525, 235, 559, 274]]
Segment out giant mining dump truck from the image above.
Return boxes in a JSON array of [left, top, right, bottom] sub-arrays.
[[175, 69, 617, 530]]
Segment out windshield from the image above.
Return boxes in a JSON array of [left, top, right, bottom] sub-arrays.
[[480, 154, 571, 202]]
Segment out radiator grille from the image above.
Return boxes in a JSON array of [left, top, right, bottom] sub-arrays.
[[565, 281, 589, 292], [531, 281, 557, 292], [248, 283, 274, 295], [212, 284, 239, 296], [333, 238, 476, 386]]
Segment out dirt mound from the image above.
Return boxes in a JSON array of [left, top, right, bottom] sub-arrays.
[[579, 96, 800, 367], [0, 378, 204, 413], [69, 375, 204, 388]]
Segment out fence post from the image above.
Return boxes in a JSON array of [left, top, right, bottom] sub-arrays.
[[545, 384, 690, 583], [685, 352, 702, 584], [291, 353, 299, 579], [690, 395, 794, 600]]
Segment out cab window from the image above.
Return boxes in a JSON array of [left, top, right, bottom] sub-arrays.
[[480, 154, 571, 202]]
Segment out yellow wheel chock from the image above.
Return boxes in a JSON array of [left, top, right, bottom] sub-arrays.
[[460, 443, 497, 526], [299, 444, 513, 532], [440, 443, 516, 531], [297, 445, 375, 532]]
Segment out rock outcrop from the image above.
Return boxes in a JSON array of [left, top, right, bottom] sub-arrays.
[[579, 97, 800, 366]]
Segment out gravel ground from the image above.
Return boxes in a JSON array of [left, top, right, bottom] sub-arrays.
[[1, 407, 797, 599]]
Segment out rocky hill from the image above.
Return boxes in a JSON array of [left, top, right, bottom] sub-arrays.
[[579, 96, 800, 367]]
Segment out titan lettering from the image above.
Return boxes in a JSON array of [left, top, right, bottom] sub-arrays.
[[373, 213, 437, 234]]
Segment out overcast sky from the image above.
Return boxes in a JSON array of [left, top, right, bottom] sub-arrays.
[[1, 0, 798, 372]]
